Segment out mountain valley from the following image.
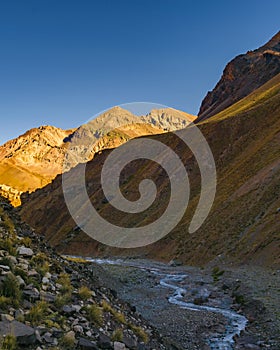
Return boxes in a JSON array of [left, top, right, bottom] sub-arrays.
[[0, 31, 280, 350]]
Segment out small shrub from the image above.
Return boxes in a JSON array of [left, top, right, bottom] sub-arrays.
[[0, 273, 21, 305], [31, 253, 49, 278], [78, 286, 92, 300], [59, 333, 76, 349], [111, 328, 123, 342], [31, 252, 48, 265], [87, 304, 103, 326], [15, 314, 25, 323], [0, 334, 17, 350], [0, 211, 15, 235], [54, 314, 66, 328], [101, 300, 114, 313], [101, 300, 126, 324], [212, 266, 225, 282], [0, 257, 14, 271], [54, 294, 72, 309], [49, 259, 63, 274], [45, 319, 61, 329], [0, 238, 17, 256], [129, 324, 149, 343], [233, 293, 245, 305], [0, 296, 11, 310], [25, 277, 40, 290], [57, 273, 73, 295], [21, 237, 32, 248], [14, 267, 28, 282], [26, 301, 49, 326], [113, 311, 127, 324]]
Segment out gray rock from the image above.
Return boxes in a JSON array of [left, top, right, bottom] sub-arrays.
[[98, 333, 112, 349], [42, 332, 53, 343], [16, 275, 26, 286], [45, 272, 52, 279], [17, 246, 34, 257], [42, 277, 49, 284], [62, 305, 76, 315], [73, 324, 84, 334], [7, 256, 18, 264], [35, 329, 43, 343], [52, 328, 63, 338], [0, 320, 36, 345], [78, 337, 98, 349], [0, 265, 10, 271], [86, 330, 92, 337], [123, 336, 138, 349], [72, 304, 82, 313], [23, 299, 33, 309], [40, 291, 56, 303], [114, 341, 126, 350], [27, 269, 39, 277], [23, 287, 40, 301], [18, 263, 29, 271], [1, 314, 14, 322], [14, 309, 24, 320]]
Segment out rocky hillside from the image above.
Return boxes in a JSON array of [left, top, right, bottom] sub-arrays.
[[142, 108, 196, 131], [0, 126, 74, 206], [0, 198, 170, 349], [0, 108, 196, 206], [198, 31, 280, 121], [64, 107, 195, 169], [20, 72, 280, 268]]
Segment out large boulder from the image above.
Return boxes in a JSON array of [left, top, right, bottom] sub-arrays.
[[0, 320, 36, 345], [98, 333, 112, 349]]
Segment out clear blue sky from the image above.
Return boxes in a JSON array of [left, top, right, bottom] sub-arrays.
[[1, 0, 280, 145]]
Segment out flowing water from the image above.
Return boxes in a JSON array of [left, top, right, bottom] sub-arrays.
[[66, 256, 247, 349]]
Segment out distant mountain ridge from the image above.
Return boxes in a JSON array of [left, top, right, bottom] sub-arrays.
[[198, 31, 280, 121], [0, 107, 196, 205]]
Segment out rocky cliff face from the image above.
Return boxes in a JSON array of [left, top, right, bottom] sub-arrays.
[[0, 184, 22, 207], [0, 125, 74, 177], [0, 126, 74, 206], [143, 108, 196, 131], [198, 31, 280, 120]]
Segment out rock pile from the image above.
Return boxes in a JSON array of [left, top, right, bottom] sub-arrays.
[[0, 199, 167, 349]]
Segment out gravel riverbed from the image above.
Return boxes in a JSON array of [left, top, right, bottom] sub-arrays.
[[85, 258, 280, 350]]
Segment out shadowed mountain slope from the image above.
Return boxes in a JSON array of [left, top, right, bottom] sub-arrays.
[[20, 73, 280, 268]]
